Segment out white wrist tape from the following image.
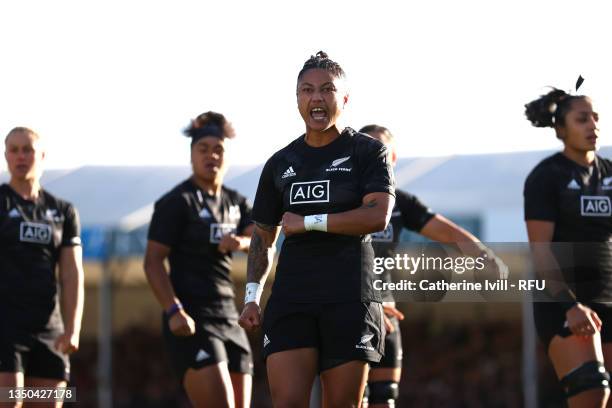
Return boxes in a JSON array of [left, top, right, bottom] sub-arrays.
[[304, 214, 328, 232], [245, 282, 263, 305]]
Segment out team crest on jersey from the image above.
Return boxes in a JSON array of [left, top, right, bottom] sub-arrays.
[[210, 223, 237, 243], [371, 223, 394, 242], [326, 156, 352, 173], [581, 196, 611, 217], [8, 208, 21, 218], [229, 204, 241, 221], [20, 222, 52, 244], [199, 208, 212, 219], [290, 180, 330, 204], [603, 177, 612, 190]]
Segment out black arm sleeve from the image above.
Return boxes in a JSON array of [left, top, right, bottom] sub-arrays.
[[252, 157, 284, 226], [396, 190, 436, 232], [148, 194, 188, 247], [61, 204, 82, 247], [361, 144, 395, 197]]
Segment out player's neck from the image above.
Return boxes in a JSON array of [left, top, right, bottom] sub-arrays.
[[9, 177, 41, 201], [562, 147, 595, 168], [305, 126, 342, 148], [191, 175, 221, 196]]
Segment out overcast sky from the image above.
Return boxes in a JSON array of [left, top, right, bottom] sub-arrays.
[[1, 0, 610, 171]]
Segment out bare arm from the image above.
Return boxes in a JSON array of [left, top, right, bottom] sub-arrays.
[[421, 214, 486, 257], [218, 224, 256, 254], [55, 245, 85, 353], [527, 220, 602, 334], [239, 223, 280, 331], [58, 245, 84, 337], [143, 240, 180, 310], [143, 240, 196, 336], [246, 223, 280, 284], [282, 192, 395, 237], [238, 224, 255, 252], [526, 220, 571, 297], [419, 214, 508, 279]]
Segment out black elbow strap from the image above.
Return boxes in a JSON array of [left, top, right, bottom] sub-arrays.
[[560, 361, 610, 398]]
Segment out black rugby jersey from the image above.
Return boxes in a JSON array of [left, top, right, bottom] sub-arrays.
[[0, 184, 81, 332], [148, 179, 252, 318], [371, 189, 435, 243], [524, 153, 612, 302], [252, 128, 395, 302]]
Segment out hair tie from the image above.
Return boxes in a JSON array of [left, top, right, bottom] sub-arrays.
[[575, 75, 585, 93], [185, 124, 224, 144]]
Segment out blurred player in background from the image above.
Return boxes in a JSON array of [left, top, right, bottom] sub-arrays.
[[144, 112, 254, 408], [0, 127, 84, 407], [361, 124, 501, 407]]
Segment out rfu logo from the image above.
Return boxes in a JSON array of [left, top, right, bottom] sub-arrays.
[[290, 180, 330, 205], [581, 196, 611, 217], [371, 223, 394, 242], [20, 222, 52, 244], [210, 223, 237, 243]]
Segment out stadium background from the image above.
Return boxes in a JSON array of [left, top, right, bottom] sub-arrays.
[[4, 147, 606, 407]]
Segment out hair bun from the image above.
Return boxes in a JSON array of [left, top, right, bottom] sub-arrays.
[[315, 51, 329, 59], [524, 88, 569, 128], [184, 111, 235, 139]]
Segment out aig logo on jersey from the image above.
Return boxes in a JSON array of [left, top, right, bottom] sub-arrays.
[[20, 222, 52, 244], [210, 223, 237, 243], [290, 180, 330, 205], [581, 196, 611, 217]]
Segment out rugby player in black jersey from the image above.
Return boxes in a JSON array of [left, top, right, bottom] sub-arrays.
[[0, 127, 84, 407], [238, 51, 395, 407], [144, 112, 254, 408], [360, 124, 494, 408], [524, 86, 612, 406]]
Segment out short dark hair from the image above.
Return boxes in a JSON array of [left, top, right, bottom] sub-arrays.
[[297, 51, 345, 81], [359, 124, 393, 142]]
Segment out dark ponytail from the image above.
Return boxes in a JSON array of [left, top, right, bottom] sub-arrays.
[[524, 88, 583, 128]]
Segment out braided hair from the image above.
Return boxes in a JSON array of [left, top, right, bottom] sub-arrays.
[[297, 51, 345, 81]]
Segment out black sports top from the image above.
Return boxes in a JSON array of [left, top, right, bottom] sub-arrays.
[[148, 179, 252, 318], [0, 184, 81, 332], [524, 153, 612, 303], [252, 128, 395, 302]]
